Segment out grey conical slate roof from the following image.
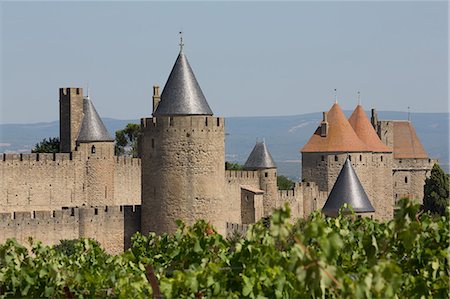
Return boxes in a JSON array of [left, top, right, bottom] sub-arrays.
[[153, 51, 213, 116], [243, 141, 276, 170], [76, 97, 114, 143], [322, 158, 375, 217]]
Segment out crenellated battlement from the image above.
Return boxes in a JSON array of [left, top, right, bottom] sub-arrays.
[[225, 170, 259, 179], [0, 205, 141, 226], [115, 156, 141, 166], [1, 152, 76, 163], [141, 116, 224, 131]]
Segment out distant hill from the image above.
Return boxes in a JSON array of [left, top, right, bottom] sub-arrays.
[[1, 111, 448, 179]]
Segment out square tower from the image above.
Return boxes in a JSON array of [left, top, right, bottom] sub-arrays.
[[59, 87, 84, 152]]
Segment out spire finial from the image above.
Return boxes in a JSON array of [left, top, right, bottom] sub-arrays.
[[86, 82, 90, 100], [357, 90, 361, 105], [179, 31, 184, 52], [407, 106, 411, 121], [334, 88, 338, 104]]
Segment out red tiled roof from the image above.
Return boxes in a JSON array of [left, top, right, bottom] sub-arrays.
[[348, 105, 392, 153], [393, 121, 428, 159], [301, 103, 368, 153]]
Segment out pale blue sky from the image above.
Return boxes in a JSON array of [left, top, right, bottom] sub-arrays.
[[1, 1, 448, 123]]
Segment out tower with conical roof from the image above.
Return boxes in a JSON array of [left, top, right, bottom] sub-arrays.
[[243, 140, 278, 216], [301, 102, 373, 197], [75, 95, 115, 206], [322, 158, 375, 217], [140, 43, 226, 235], [348, 105, 394, 220]]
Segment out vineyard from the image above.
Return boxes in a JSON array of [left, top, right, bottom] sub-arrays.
[[0, 198, 448, 298]]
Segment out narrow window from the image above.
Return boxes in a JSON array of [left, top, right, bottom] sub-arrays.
[[36, 153, 40, 161], [91, 145, 96, 154], [359, 155, 362, 162], [94, 208, 98, 215], [217, 118, 220, 126], [334, 155, 338, 162], [76, 88, 80, 94], [265, 172, 268, 178], [405, 177, 408, 184], [20, 154, 23, 161], [321, 155, 324, 161], [169, 117, 173, 126], [205, 117, 208, 126], [380, 155, 383, 162]]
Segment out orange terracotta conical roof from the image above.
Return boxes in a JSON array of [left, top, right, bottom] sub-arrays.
[[348, 105, 391, 153], [393, 121, 428, 159], [301, 103, 369, 153]]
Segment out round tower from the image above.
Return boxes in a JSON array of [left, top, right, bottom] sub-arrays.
[[243, 140, 278, 216], [76, 95, 115, 206], [141, 47, 226, 235]]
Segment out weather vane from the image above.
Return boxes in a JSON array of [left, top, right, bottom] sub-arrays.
[[179, 31, 184, 52]]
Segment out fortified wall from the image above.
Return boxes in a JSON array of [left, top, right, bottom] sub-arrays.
[[0, 153, 141, 213], [0, 205, 141, 255]]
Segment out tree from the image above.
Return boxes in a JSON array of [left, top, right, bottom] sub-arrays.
[[32, 137, 60, 153], [115, 123, 141, 157], [423, 163, 449, 216], [277, 175, 295, 190], [225, 162, 243, 170]]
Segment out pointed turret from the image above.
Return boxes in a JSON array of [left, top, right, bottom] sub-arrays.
[[243, 140, 276, 170], [153, 50, 213, 116], [301, 103, 368, 153], [76, 97, 113, 143], [348, 105, 391, 152], [322, 158, 375, 217]]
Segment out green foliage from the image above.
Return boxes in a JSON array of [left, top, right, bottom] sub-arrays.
[[225, 162, 244, 170], [0, 199, 448, 298], [115, 123, 141, 157], [277, 175, 295, 190], [31, 137, 60, 153], [423, 163, 449, 216]]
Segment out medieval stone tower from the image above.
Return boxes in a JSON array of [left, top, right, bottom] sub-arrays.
[[243, 141, 278, 216], [301, 102, 394, 220], [59, 88, 84, 153], [140, 46, 227, 235], [75, 95, 115, 206]]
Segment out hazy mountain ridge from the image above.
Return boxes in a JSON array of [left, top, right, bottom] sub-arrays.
[[1, 111, 448, 179]]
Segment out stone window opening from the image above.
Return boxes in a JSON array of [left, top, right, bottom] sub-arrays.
[[381, 155, 383, 162], [94, 208, 98, 215], [321, 155, 324, 161], [359, 155, 362, 162], [265, 172, 268, 178], [205, 117, 208, 126], [335, 155, 338, 162], [217, 118, 220, 126], [169, 117, 174, 126], [91, 145, 96, 154], [405, 176, 408, 184]]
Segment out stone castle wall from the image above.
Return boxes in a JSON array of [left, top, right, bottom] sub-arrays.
[[141, 116, 226, 235], [393, 158, 434, 204], [0, 205, 141, 255], [0, 152, 141, 213]]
